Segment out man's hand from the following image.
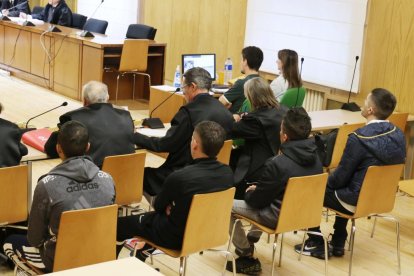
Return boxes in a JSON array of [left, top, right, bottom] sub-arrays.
[[165, 204, 172, 216], [246, 184, 257, 193]]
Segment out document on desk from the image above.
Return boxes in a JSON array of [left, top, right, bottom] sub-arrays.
[[136, 124, 170, 137], [9, 17, 44, 25]]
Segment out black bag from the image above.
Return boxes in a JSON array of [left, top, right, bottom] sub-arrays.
[[315, 129, 338, 167]]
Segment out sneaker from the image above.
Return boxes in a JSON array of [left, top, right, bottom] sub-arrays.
[[294, 239, 326, 257], [234, 244, 254, 257], [226, 256, 262, 275]]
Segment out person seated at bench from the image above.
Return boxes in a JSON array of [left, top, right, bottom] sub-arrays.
[[20, 0, 72, 27], [3, 121, 115, 273], [117, 121, 233, 260]]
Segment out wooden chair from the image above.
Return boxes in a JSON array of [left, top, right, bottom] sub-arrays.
[[229, 173, 329, 276], [328, 164, 404, 276], [216, 139, 233, 165], [136, 188, 236, 276], [102, 151, 146, 216], [115, 39, 151, 103], [0, 164, 30, 227], [398, 179, 414, 196], [327, 122, 365, 171], [53, 204, 118, 272], [388, 112, 408, 132]]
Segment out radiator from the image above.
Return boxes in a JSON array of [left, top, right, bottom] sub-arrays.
[[303, 89, 324, 111]]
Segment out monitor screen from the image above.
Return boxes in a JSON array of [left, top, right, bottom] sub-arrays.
[[182, 54, 216, 80]]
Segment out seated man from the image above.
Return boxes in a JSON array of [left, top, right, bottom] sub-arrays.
[[117, 121, 233, 258], [296, 88, 406, 258], [1, 0, 30, 17], [227, 108, 323, 274], [45, 81, 135, 168], [218, 46, 263, 113], [3, 120, 115, 273], [134, 67, 234, 198], [0, 102, 28, 167], [21, 0, 72, 27]]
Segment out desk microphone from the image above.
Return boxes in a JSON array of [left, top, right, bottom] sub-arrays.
[[295, 57, 304, 107], [0, 0, 29, 21], [142, 88, 180, 129], [25, 101, 68, 129], [79, 0, 105, 38], [341, 56, 361, 112]]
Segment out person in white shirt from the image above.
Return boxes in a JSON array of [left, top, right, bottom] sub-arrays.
[[270, 49, 302, 101]]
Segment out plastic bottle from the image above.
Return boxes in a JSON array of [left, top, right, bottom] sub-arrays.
[[173, 65, 181, 88], [224, 58, 233, 85]]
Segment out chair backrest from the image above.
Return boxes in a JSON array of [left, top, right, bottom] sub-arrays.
[[102, 151, 146, 206], [53, 204, 118, 272], [328, 122, 364, 169], [216, 140, 233, 165], [0, 164, 29, 225], [181, 187, 235, 256], [354, 164, 404, 218], [276, 173, 328, 233], [279, 87, 306, 108], [388, 112, 408, 132], [119, 39, 149, 72], [126, 24, 157, 40], [32, 6, 44, 14], [83, 18, 109, 35], [72, 13, 87, 29]]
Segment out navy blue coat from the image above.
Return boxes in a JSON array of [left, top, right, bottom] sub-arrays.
[[329, 122, 406, 206]]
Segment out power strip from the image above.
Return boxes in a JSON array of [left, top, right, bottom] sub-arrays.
[[0, 68, 11, 76]]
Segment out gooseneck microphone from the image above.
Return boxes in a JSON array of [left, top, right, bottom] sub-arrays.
[[79, 0, 105, 38], [341, 56, 361, 112], [295, 57, 305, 107], [142, 88, 180, 129], [25, 102, 68, 129]]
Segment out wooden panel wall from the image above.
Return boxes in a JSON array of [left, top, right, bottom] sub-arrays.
[[142, 0, 247, 83], [359, 0, 414, 114]]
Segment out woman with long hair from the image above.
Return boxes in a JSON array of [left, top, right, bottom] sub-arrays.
[[231, 77, 286, 199], [270, 49, 302, 100]]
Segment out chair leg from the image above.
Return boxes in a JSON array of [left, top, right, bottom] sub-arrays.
[[267, 233, 271, 243], [179, 257, 185, 276], [298, 231, 307, 261], [116, 74, 121, 103], [132, 74, 136, 101], [370, 216, 378, 238], [323, 234, 329, 276], [325, 207, 329, 222], [278, 234, 283, 267], [396, 219, 401, 275], [348, 219, 356, 276], [271, 240, 277, 276]]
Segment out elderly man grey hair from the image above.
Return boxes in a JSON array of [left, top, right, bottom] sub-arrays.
[[83, 81, 109, 106]]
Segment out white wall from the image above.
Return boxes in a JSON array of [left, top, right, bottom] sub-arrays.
[[245, 0, 368, 92], [77, 0, 140, 37]]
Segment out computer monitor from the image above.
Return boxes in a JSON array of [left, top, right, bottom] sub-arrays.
[[182, 54, 216, 80]]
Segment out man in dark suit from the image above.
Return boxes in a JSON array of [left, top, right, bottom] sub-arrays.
[[22, 0, 72, 27], [44, 81, 135, 168], [1, 0, 30, 17], [133, 67, 234, 200], [0, 102, 28, 167], [116, 121, 233, 258]]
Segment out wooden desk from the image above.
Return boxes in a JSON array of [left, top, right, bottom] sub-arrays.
[[48, 257, 163, 275], [0, 20, 166, 101]]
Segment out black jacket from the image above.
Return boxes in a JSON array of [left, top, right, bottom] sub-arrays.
[[1, 0, 30, 17], [245, 138, 323, 227], [44, 103, 135, 168], [231, 106, 286, 184], [144, 158, 233, 249], [32, 0, 72, 27], [0, 118, 28, 167], [330, 122, 406, 205]]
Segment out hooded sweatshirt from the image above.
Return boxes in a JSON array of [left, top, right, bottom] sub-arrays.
[[28, 156, 115, 272], [329, 121, 406, 206], [244, 138, 323, 228]]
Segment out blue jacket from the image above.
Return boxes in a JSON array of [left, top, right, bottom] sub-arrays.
[[329, 122, 406, 206]]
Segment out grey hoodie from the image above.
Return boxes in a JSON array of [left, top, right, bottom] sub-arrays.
[[27, 156, 115, 272]]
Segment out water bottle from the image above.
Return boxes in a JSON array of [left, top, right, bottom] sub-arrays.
[[173, 65, 181, 89], [224, 58, 233, 85]]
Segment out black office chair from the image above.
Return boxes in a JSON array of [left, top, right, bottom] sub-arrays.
[[32, 6, 44, 15], [126, 24, 157, 40], [83, 18, 109, 35], [72, 13, 87, 30]]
